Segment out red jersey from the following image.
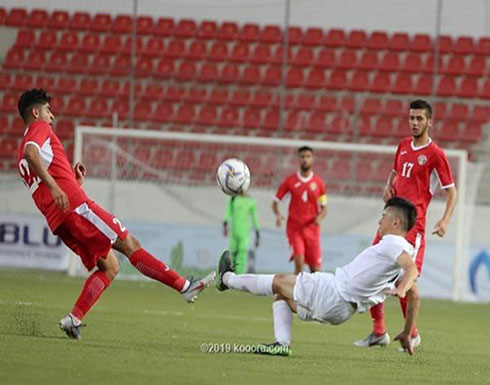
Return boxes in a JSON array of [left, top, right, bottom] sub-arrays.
[[17, 121, 88, 231], [392, 137, 454, 230], [274, 172, 327, 227]]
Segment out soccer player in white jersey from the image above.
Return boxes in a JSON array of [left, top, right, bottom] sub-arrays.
[[216, 197, 420, 355]]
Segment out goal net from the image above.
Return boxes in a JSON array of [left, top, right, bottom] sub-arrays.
[[70, 125, 481, 301]]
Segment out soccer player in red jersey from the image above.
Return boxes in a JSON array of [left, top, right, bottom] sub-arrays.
[[272, 146, 327, 274], [354, 99, 457, 350], [16, 89, 215, 340]]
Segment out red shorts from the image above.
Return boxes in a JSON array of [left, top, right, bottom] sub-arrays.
[[372, 223, 425, 273], [286, 222, 322, 270], [54, 200, 129, 271]]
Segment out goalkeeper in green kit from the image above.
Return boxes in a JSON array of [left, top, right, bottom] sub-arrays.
[[223, 193, 260, 274]]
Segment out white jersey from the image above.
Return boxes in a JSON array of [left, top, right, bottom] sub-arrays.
[[334, 234, 414, 313]]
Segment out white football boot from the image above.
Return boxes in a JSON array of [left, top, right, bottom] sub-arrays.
[[353, 332, 391, 348], [180, 272, 216, 303]]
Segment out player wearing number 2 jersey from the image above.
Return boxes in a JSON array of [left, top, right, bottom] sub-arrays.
[[272, 146, 327, 274], [354, 99, 458, 351], [16, 89, 215, 340]]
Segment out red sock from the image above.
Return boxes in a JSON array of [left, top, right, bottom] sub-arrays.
[[399, 296, 419, 337], [129, 248, 187, 292], [370, 303, 386, 336], [72, 270, 111, 320]]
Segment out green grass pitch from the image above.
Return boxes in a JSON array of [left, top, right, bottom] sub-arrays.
[[1, 270, 489, 385]]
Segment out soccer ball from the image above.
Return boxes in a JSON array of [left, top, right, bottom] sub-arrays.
[[216, 158, 251, 196]]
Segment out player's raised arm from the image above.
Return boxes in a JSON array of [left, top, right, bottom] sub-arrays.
[[24, 143, 69, 211]]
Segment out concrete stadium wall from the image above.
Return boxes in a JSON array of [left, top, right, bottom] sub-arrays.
[[3, 0, 490, 37]]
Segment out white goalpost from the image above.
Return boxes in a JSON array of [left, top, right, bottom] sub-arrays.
[[73, 125, 473, 301]]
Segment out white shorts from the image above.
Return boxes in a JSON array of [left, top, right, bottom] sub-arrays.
[[293, 272, 356, 325]]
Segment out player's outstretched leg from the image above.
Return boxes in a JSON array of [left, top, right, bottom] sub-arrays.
[[353, 303, 390, 348], [114, 234, 215, 303]]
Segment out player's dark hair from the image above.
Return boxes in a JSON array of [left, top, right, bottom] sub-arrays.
[[298, 145, 313, 153], [384, 197, 417, 232], [18, 89, 51, 122], [410, 99, 432, 119]]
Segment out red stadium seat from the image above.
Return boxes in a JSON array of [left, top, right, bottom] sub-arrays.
[[379, 52, 400, 72], [437, 35, 453, 54], [101, 35, 122, 54], [218, 107, 240, 127], [79, 33, 100, 53], [0, 72, 12, 88], [367, 31, 388, 50], [317, 95, 337, 111], [361, 98, 382, 115], [55, 77, 77, 94], [466, 56, 486, 76], [208, 41, 228, 61], [374, 117, 394, 137], [229, 42, 249, 62], [471, 105, 489, 122], [65, 96, 87, 116], [433, 102, 448, 120], [410, 34, 433, 52], [286, 67, 305, 87], [55, 120, 74, 139], [250, 44, 272, 64], [176, 61, 197, 81], [240, 65, 262, 85], [196, 105, 218, 126], [24, 50, 46, 71], [358, 51, 379, 71], [0, 8, 5, 25], [388, 33, 409, 51], [337, 50, 358, 69], [261, 25, 282, 43], [48, 10, 69, 29], [475, 37, 490, 55], [230, 89, 251, 106], [291, 46, 314, 66], [27, 9, 48, 28], [0, 94, 18, 112], [422, 54, 443, 74], [346, 30, 367, 49], [150, 103, 174, 122], [113, 15, 133, 34], [209, 87, 229, 105], [174, 19, 197, 38], [441, 55, 466, 76], [71, 12, 91, 30], [187, 40, 207, 60], [4, 47, 24, 69], [122, 36, 144, 55], [296, 93, 316, 110], [154, 58, 175, 78], [251, 90, 277, 108], [349, 71, 370, 92], [12, 73, 33, 91], [391, 73, 413, 94], [45, 51, 68, 72], [288, 26, 303, 45], [263, 109, 279, 130], [305, 68, 326, 89], [0, 138, 19, 158], [242, 108, 263, 129], [78, 79, 99, 95], [414, 75, 434, 96], [220, 63, 240, 83], [241, 23, 260, 42], [90, 13, 112, 32], [453, 36, 474, 55], [198, 62, 219, 82], [449, 104, 469, 120], [135, 57, 154, 77], [315, 48, 336, 67], [458, 77, 478, 98], [218, 22, 239, 40], [5, 8, 27, 27], [57, 31, 79, 51], [39, 31, 57, 49], [384, 99, 405, 117], [15, 29, 35, 48], [165, 39, 186, 58], [462, 123, 482, 143], [328, 70, 348, 90], [154, 17, 174, 36], [112, 99, 129, 119], [285, 110, 304, 131], [142, 83, 164, 100], [401, 53, 422, 73], [134, 101, 153, 121], [369, 72, 391, 93], [87, 99, 110, 118], [89, 54, 111, 75], [478, 79, 490, 99], [262, 66, 281, 86], [67, 52, 89, 74], [437, 121, 459, 141], [137, 16, 154, 34], [303, 27, 324, 46], [197, 21, 218, 39], [307, 111, 328, 132], [185, 86, 206, 103], [436, 76, 456, 97]]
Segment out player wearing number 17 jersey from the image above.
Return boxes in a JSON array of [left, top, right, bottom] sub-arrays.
[[354, 99, 458, 351], [16, 89, 215, 340], [272, 146, 327, 274]]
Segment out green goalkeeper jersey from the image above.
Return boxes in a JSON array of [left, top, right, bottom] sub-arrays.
[[223, 195, 259, 237]]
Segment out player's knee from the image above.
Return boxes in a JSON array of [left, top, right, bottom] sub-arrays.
[[120, 234, 142, 256], [272, 273, 287, 292], [105, 264, 119, 281]]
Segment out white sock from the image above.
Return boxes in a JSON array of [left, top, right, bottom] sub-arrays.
[[273, 300, 293, 345], [223, 272, 274, 296]]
